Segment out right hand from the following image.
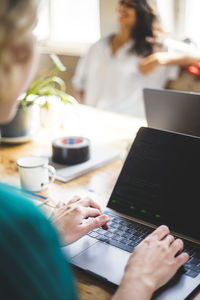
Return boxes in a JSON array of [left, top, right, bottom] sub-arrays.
[[113, 225, 189, 300]]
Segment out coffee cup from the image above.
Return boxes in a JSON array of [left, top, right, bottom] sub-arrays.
[[17, 156, 55, 192]]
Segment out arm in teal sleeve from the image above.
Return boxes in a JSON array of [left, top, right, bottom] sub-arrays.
[[0, 183, 78, 300]]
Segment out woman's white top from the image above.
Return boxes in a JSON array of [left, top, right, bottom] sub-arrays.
[[72, 36, 179, 118]]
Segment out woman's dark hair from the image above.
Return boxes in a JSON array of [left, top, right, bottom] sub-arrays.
[[129, 0, 163, 57]]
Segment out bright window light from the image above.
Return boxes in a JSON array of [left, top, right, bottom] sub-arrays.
[[33, 0, 50, 41], [50, 0, 100, 43], [184, 0, 200, 45], [34, 0, 100, 44]]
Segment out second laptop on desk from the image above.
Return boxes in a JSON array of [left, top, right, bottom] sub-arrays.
[[143, 88, 200, 137], [63, 127, 200, 300]]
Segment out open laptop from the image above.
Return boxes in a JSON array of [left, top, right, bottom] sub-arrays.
[[143, 88, 200, 137], [63, 127, 200, 300]]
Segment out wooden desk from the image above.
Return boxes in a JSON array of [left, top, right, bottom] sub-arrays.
[[0, 105, 200, 300]]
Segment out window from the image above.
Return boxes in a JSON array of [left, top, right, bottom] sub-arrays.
[[34, 0, 200, 49], [34, 0, 100, 44], [183, 0, 200, 45], [34, 0, 50, 41]]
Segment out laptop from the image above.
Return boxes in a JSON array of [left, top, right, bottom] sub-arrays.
[[143, 88, 200, 137], [63, 127, 200, 300]]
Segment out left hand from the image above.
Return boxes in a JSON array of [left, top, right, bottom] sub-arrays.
[[139, 52, 169, 75], [51, 196, 109, 245]]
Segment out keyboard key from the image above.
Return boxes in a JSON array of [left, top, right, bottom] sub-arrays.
[[104, 211, 111, 215], [96, 235, 109, 243], [96, 228, 107, 235], [118, 225, 127, 231], [184, 261, 200, 271], [119, 220, 130, 226], [113, 218, 122, 224], [88, 232, 99, 238], [189, 258, 199, 265], [134, 232, 142, 237], [120, 238, 129, 244], [192, 266, 200, 273], [185, 270, 199, 278], [128, 241, 137, 248], [113, 235, 123, 242], [111, 223, 120, 229], [122, 233, 133, 239], [126, 228, 135, 234], [127, 224, 135, 229], [114, 229, 124, 236], [130, 236, 142, 242], [184, 263, 193, 270], [105, 232, 114, 238], [108, 227, 116, 233], [106, 239, 134, 253], [139, 233, 147, 238]]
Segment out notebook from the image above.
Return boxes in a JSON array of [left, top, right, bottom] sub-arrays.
[[47, 145, 120, 182]]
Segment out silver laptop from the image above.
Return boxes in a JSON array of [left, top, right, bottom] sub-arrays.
[[63, 127, 200, 300], [143, 88, 200, 137]]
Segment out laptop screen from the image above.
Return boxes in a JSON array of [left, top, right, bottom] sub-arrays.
[[108, 127, 200, 240]]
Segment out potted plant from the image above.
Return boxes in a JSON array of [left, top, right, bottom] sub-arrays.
[[0, 54, 76, 140]]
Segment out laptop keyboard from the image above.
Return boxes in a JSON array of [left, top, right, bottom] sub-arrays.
[[87, 211, 200, 279]]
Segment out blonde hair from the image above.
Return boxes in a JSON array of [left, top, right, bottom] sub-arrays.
[[0, 0, 38, 102]]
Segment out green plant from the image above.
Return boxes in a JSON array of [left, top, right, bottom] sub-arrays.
[[19, 54, 77, 109]]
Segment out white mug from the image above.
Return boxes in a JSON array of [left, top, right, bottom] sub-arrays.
[[17, 156, 56, 192]]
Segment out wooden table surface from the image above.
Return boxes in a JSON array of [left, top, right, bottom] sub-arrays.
[[0, 104, 200, 300]]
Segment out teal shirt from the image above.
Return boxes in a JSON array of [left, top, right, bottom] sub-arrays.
[[0, 183, 78, 300]]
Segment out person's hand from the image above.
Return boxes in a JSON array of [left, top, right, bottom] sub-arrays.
[[113, 225, 189, 300], [139, 52, 170, 75], [51, 196, 109, 245]]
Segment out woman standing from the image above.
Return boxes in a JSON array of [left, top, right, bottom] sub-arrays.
[[73, 0, 199, 117]]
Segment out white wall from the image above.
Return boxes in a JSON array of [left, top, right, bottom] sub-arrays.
[[157, 0, 175, 35], [184, 0, 200, 45], [99, 0, 118, 37]]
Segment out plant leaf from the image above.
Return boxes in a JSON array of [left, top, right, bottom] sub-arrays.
[[50, 54, 67, 71]]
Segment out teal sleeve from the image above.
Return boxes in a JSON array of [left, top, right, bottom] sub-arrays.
[[0, 183, 78, 300]]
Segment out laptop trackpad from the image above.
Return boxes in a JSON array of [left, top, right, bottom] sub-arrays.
[[71, 241, 131, 285], [62, 236, 97, 259]]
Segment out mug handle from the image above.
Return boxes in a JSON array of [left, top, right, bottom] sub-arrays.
[[44, 165, 56, 183]]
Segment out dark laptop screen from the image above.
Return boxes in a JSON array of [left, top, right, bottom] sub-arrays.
[[108, 127, 200, 240]]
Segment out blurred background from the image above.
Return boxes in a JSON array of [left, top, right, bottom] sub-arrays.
[[34, 0, 200, 97]]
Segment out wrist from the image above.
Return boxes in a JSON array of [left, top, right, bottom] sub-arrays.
[[155, 52, 170, 66], [113, 273, 154, 300]]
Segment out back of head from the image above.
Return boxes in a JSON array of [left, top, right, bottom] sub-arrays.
[[0, 0, 38, 123], [0, 0, 38, 67]]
